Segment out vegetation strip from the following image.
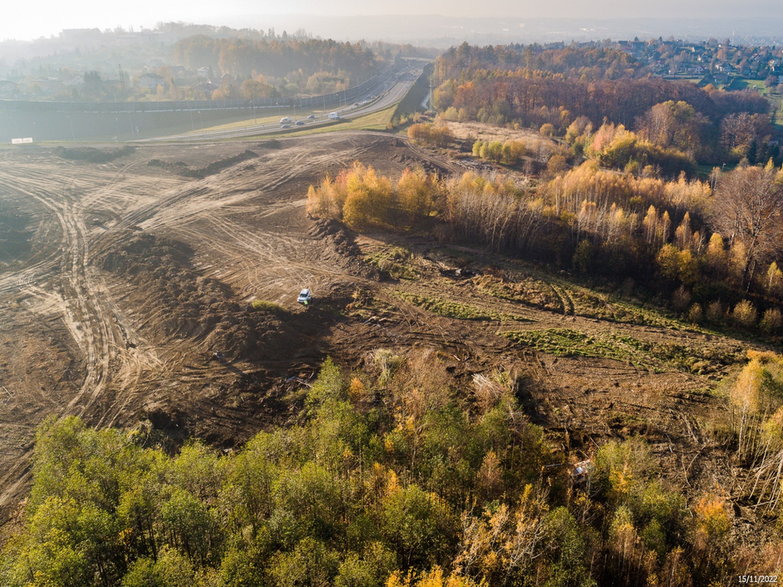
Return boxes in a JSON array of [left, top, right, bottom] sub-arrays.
[[394, 291, 528, 322]]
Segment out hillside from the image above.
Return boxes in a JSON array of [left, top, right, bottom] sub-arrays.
[[0, 124, 782, 583]]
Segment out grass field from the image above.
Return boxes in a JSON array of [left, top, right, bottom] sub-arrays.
[[184, 112, 294, 134], [261, 106, 397, 138], [394, 291, 526, 322], [733, 78, 783, 126], [502, 328, 740, 373]]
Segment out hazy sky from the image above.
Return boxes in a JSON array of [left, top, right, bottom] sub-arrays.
[[5, 0, 782, 41]]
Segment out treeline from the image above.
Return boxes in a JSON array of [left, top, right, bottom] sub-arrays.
[[174, 36, 380, 86], [307, 162, 783, 333], [5, 352, 782, 585], [0, 23, 423, 102], [727, 351, 783, 501], [564, 103, 774, 172], [435, 42, 648, 81], [407, 123, 454, 147]]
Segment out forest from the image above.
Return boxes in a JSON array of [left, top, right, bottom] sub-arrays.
[[172, 36, 381, 97], [432, 44, 774, 168], [434, 43, 649, 81], [6, 352, 783, 586]]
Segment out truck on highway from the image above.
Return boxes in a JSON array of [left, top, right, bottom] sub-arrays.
[[328, 112, 340, 120], [280, 116, 291, 124]]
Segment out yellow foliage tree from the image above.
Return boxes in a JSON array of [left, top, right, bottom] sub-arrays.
[[342, 163, 395, 228], [386, 567, 483, 587], [704, 232, 727, 274], [767, 261, 783, 296], [398, 167, 438, 221], [732, 299, 758, 328], [693, 495, 731, 551]]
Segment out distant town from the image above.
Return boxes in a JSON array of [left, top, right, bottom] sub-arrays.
[[618, 38, 783, 89]]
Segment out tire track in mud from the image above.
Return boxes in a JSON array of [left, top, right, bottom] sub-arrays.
[[0, 161, 158, 295], [0, 174, 108, 509], [0, 170, 119, 412], [0, 158, 180, 507], [0, 164, 165, 509], [2, 165, 173, 415], [101, 141, 376, 304], [0, 134, 439, 514], [130, 144, 370, 233]]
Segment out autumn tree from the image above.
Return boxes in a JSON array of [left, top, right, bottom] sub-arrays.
[[719, 112, 771, 162], [637, 100, 709, 159], [709, 164, 783, 287], [341, 163, 395, 228], [397, 167, 439, 221], [407, 124, 453, 147]]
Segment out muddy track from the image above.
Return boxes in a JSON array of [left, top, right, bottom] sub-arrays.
[[549, 283, 576, 317], [0, 169, 123, 413], [0, 170, 125, 511]]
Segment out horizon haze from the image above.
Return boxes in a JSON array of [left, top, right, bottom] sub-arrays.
[[6, 0, 783, 43]]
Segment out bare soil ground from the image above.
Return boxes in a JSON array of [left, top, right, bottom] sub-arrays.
[[0, 131, 762, 528], [443, 120, 558, 158]]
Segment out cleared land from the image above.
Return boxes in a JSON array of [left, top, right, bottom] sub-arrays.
[[0, 131, 763, 527]]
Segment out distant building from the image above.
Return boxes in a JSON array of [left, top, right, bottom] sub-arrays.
[[136, 72, 166, 92]]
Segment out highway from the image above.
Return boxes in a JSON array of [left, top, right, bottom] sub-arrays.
[[139, 61, 427, 143]]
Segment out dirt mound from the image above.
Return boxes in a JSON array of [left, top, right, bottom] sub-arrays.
[[148, 150, 257, 179], [391, 151, 452, 176], [55, 145, 135, 163], [308, 217, 381, 280], [96, 231, 292, 360]]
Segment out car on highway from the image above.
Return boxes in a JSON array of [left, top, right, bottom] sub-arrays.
[[295, 120, 305, 126], [280, 123, 291, 128], [306, 114, 316, 119]]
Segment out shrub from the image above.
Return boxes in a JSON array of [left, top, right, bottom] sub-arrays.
[[572, 240, 594, 274], [407, 123, 453, 147], [672, 286, 692, 312], [546, 153, 568, 175], [687, 303, 703, 324], [732, 300, 758, 328], [706, 300, 725, 323], [761, 308, 783, 333], [472, 139, 528, 165], [250, 299, 286, 313], [693, 495, 731, 550]]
